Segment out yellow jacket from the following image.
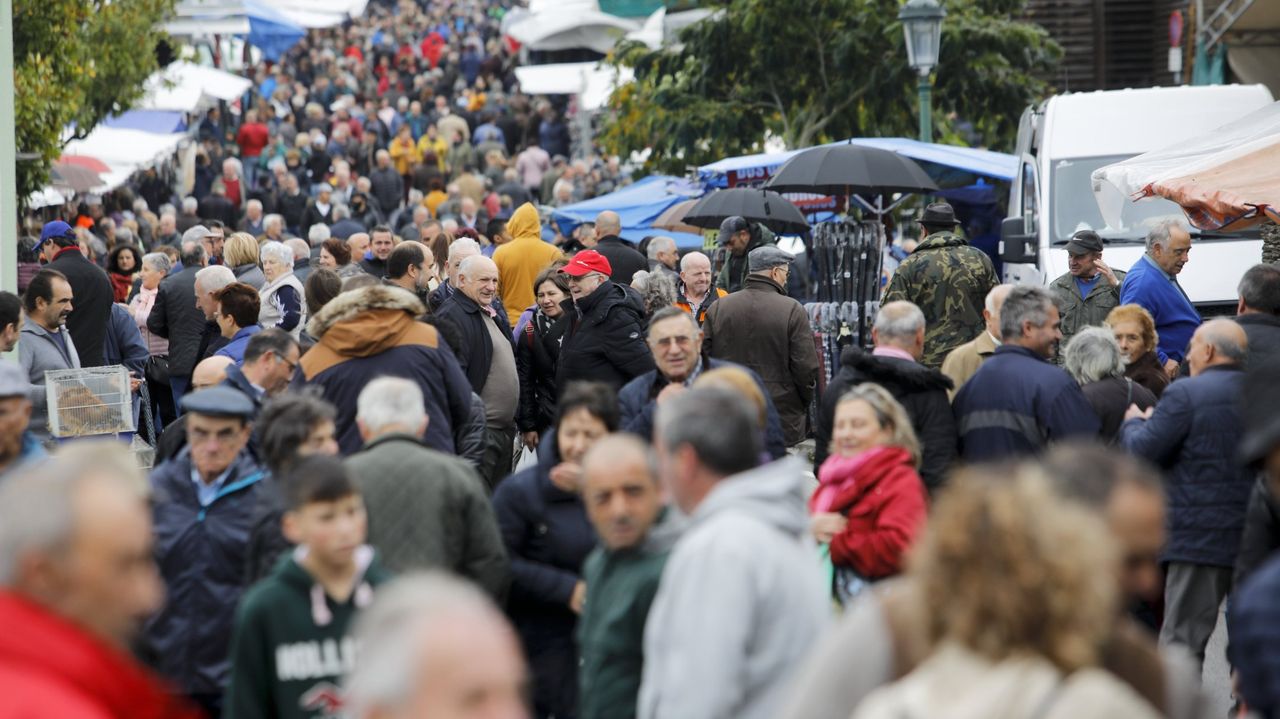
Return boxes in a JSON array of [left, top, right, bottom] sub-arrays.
[[389, 137, 421, 176], [493, 203, 564, 326], [417, 135, 449, 170]]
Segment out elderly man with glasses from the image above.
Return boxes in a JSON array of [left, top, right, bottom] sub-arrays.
[[618, 306, 787, 459]]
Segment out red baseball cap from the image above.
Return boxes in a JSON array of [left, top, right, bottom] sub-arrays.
[[560, 250, 612, 277]]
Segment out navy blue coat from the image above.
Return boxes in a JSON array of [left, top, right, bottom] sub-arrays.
[[491, 432, 596, 718], [953, 345, 1100, 462], [617, 357, 787, 461], [142, 448, 266, 695], [1121, 365, 1250, 567]]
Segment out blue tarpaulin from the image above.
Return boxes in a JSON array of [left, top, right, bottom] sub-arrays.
[[551, 175, 707, 249], [102, 110, 188, 134], [244, 0, 306, 62], [698, 138, 1018, 188]]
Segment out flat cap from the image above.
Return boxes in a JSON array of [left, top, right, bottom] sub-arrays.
[[748, 246, 794, 272], [0, 361, 30, 399], [182, 386, 256, 420], [1065, 229, 1104, 255], [718, 216, 749, 244]]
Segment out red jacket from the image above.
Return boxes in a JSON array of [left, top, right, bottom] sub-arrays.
[[810, 445, 927, 579], [235, 122, 269, 159], [0, 592, 201, 719]]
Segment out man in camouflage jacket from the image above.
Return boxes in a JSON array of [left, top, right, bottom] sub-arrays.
[[1048, 229, 1124, 362], [883, 202, 999, 368]]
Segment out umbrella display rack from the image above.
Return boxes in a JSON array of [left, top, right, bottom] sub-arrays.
[[805, 220, 885, 390]]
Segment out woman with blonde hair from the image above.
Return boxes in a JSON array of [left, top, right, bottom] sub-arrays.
[[224, 232, 266, 289], [853, 468, 1159, 719], [809, 383, 926, 603], [1106, 304, 1169, 398], [693, 365, 767, 427]]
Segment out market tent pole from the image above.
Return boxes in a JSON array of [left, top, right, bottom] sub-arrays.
[[0, 0, 16, 294]]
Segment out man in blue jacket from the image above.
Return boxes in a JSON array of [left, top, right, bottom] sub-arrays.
[[141, 387, 265, 717], [1121, 319, 1250, 671], [618, 307, 786, 460], [953, 284, 1099, 461], [1119, 220, 1200, 376]]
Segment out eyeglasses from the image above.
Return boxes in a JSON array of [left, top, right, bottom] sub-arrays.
[[273, 352, 299, 373]]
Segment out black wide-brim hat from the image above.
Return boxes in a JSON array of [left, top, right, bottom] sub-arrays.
[[917, 202, 959, 226]]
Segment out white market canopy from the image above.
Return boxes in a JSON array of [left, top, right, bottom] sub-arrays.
[[513, 62, 633, 111], [166, 0, 366, 33], [61, 127, 188, 192], [139, 61, 254, 112], [263, 0, 369, 29], [506, 2, 639, 54]]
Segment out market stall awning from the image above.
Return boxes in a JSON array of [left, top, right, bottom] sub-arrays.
[[139, 61, 254, 112], [506, 7, 639, 54], [698, 138, 1017, 189], [60, 127, 187, 192], [102, 110, 188, 134], [513, 62, 632, 110], [261, 0, 368, 28], [165, 0, 305, 60], [551, 175, 705, 248], [1093, 100, 1280, 231]]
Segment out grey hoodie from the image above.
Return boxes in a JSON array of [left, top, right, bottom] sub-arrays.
[[18, 318, 81, 439], [638, 457, 829, 719]]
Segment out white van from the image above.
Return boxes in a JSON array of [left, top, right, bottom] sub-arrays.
[[1000, 84, 1275, 314]]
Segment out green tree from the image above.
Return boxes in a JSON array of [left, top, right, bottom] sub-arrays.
[[600, 0, 1060, 174], [14, 0, 175, 208]]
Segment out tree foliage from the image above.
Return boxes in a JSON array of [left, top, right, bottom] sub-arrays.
[[600, 0, 1061, 174], [14, 0, 175, 206]]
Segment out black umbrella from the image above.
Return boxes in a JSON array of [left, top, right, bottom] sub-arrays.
[[764, 144, 938, 196], [683, 188, 810, 234]]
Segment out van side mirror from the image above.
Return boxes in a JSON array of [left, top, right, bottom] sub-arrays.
[[1000, 217, 1038, 264]]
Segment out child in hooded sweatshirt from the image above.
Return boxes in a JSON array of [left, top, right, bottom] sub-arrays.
[[222, 455, 391, 719]]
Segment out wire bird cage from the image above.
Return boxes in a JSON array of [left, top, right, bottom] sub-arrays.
[[44, 366, 135, 438]]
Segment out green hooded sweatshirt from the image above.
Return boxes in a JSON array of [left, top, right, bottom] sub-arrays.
[[222, 547, 392, 719]]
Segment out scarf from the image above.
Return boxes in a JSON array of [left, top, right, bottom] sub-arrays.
[[810, 445, 910, 514]]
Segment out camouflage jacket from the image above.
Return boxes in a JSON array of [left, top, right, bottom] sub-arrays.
[[882, 232, 999, 368], [1049, 269, 1126, 356]]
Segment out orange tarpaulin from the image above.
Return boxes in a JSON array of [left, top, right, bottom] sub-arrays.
[[1094, 100, 1280, 231], [1149, 140, 1280, 231]]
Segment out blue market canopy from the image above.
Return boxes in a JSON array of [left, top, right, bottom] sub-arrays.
[[698, 138, 1018, 188], [550, 175, 706, 249], [102, 110, 188, 134]]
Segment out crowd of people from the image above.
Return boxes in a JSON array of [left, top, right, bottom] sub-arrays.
[[4, 182, 1280, 719], [4, 3, 1280, 716]]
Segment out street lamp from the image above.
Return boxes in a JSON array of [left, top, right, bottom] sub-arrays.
[[898, 0, 946, 144]]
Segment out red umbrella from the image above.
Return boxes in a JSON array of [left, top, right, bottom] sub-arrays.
[[58, 154, 111, 174]]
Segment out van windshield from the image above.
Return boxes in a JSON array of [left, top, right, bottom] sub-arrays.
[[1050, 156, 1256, 245]]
